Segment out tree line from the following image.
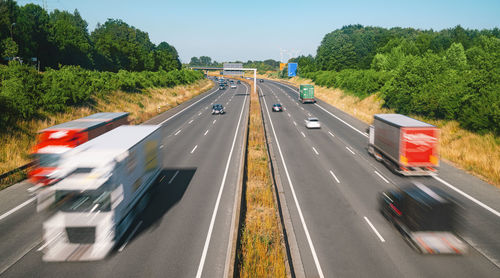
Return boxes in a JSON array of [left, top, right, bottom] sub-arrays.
[[188, 56, 279, 73], [291, 25, 500, 135], [0, 0, 181, 71]]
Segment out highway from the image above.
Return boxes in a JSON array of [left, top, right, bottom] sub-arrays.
[[257, 80, 500, 277], [0, 80, 250, 277]]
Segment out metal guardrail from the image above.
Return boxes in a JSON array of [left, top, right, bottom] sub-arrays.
[[0, 161, 35, 182]]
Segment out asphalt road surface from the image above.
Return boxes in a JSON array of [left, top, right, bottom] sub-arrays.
[[258, 79, 500, 278], [0, 79, 250, 277]]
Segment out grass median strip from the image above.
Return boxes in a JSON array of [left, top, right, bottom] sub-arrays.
[[237, 79, 287, 277]]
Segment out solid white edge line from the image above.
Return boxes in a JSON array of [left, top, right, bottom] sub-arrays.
[[190, 145, 198, 154], [273, 81, 369, 138], [195, 84, 248, 278], [272, 81, 500, 220], [0, 196, 36, 222], [329, 170, 340, 183], [159, 87, 220, 125], [364, 216, 385, 242], [433, 176, 500, 218], [118, 220, 143, 252], [168, 170, 180, 184], [374, 171, 389, 184], [346, 146, 355, 155], [312, 147, 319, 155], [260, 86, 325, 278]]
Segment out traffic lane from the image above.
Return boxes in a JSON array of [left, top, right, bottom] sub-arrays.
[[2, 84, 248, 277], [295, 116, 500, 277], [267, 79, 500, 265], [258, 85, 403, 277], [262, 82, 500, 275]]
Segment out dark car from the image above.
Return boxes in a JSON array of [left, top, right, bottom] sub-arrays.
[[212, 104, 225, 115], [219, 85, 225, 90], [272, 103, 283, 112], [237, 80, 241, 84], [259, 79, 264, 83]]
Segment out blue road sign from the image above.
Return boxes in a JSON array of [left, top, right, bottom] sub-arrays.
[[288, 63, 297, 77]]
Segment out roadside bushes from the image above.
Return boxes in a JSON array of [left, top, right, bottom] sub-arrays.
[[0, 63, 203, 128]]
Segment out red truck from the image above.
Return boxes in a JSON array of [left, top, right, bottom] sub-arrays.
[[368, 114, 439, 176], [29, 112, 129, 186]]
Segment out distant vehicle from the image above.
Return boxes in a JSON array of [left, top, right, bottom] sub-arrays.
[[368, 114, 439, 176], [29, 112, 129, 186], [305, 117, 320, 129], [272, 103, 283, 112], [230, 80, 234, 84], [212, 104, 225, 114], [39, 125, 164, 261], [230, 84, 237, 89], [259, 79, 264, 83], [237, 80, 241, 84], [299, 84, 315, 103], [219, 85, 225, 90], [379, 182, 467, 254]]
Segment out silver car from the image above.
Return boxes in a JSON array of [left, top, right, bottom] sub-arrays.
[[305, 117, 320, 129]]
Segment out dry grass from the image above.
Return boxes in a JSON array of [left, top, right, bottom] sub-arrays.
[[273, 75, 500, 188], [0, 79, 213, 189], [237, 78, 287, 277]]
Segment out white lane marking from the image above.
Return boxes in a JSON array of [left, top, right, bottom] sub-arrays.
[[374, 171, 389, 183], [159, 175, 165, 183], [158, 87, 220, 125], [0, 197, 36, 222], [364, 217, 385, 242], [293, 121, 297, 126], [205, 107, 209, 110], [345, 146, 355, 155], [168, 170, 180, 184], [433, 176, 500, 218], [196, 86, 248, 278], [308, 113, 312, 116], [174, 129, 181, 136], [189, 119, 194, 124], [315, 103, 368, 138], [272, 82, 369, 138], [296, 102, 298, 106], [204, 130, 209, 136], [212, 119, 216, 124], [328, 131, 335, 137], [301, 131, 306, 138], [300, 107, 305, 110], [260, 87, 325, 278], [118, 220, 143, 252], [198, 112, 202, 116], [312, 147, 319, 155], [329, 170, 340, 183], [287, 113, 291, 117], [190, 145, 198, 154]]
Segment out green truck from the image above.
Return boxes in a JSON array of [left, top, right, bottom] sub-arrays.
[[299, 84, 315, 103]]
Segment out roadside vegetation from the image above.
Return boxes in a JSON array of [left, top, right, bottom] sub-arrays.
[[237, 78, 287, 277], [0, 77, 211, 189]]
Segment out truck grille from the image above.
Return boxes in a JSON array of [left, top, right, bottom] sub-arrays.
[[66, 227, 95, 244]]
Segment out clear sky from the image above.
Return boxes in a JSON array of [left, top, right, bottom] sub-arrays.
[[19, 0, 500, 63]]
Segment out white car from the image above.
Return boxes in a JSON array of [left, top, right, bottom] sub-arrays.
[[305, 117, 321, 129], [230, 84, 237, 89]]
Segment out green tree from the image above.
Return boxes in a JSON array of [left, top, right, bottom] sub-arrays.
[[15, 4, 50, 68], [1, 37, 17, 58]]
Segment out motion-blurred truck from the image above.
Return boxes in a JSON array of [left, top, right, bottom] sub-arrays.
[[299, 84, 315, 103], [379, 182, 467, 254], [39, 125, 163, 261], [29, 112, 129, 186], [368, 114, 439, 176]]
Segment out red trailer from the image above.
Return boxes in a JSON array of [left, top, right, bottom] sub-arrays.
[[29, 112, 129, 185], [368, 114, 439, 176]]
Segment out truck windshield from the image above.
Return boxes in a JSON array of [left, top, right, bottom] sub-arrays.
[[35, 153, 61, 167], [55, 189, 111, 212]]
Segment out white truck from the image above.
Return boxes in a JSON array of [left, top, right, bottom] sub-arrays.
[[38, 125, 164, 261]]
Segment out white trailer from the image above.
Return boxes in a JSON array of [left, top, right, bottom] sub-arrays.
[[39, 125, 164, 261]]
